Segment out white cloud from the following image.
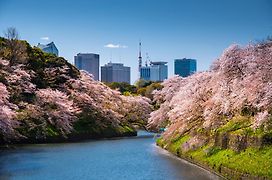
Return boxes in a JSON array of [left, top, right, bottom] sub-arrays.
[[104, 43, 127, 48], [40, 37, 50, 41]]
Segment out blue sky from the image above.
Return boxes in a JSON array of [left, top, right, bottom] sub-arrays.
[[0, 0, 271, 83]]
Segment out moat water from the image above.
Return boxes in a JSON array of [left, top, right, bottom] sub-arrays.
[[0, 131, 220, 180]]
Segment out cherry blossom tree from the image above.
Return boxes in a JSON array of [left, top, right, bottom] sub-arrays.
[[0, 82, 18, 140], [66, 71, 152, 127], [35, 88, 80, 135], [149, 40, 272, 142], [0, 38, 152, 142]]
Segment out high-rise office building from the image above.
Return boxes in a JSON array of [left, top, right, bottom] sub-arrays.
[[101, 62, 130, 84], [140, 61, 168, 82], [140, 66, 151, 81], [174, 58, 197, 77], [37, 42, 59, 56], [74, 53, 99, 80]]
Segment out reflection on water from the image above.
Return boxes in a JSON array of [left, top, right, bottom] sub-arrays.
[[0, 131, 220, 180]]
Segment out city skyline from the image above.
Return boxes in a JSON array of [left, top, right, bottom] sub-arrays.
[[0, 0, 271, 83]]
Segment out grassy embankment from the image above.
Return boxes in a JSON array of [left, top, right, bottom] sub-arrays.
[[157, 115, 272, 179]]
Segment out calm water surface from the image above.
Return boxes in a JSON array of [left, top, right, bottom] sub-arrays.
[[0, 131, 220, 180]]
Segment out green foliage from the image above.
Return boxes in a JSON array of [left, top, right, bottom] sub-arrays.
[[190, 146, 233, 171], [106, 82, 137, 94], [168, 134, 190, 154], [0, 37, 6, 56], [105, 80, 162, 100], [123, 125, 134, 133], [16, 116, 47, 139], [224, 147, 272, 177], [72, 108, 135, 136], [241, 106, 257, 116], [217, 115, 251, 133], [9, 92, 36, 105], [73, 112, 135, 136], [118, 124, 134, 133], [190, 146, 272, 177], [156, 137, 165, 146], [135, 79, 152, 88], [46, 126, 59, 136], [73, 109, 101, 134], [136, 87, 146, 96], [123, 91, 132, 96], [0, 38, 29, 65], [0, 74, 7, 84], [197, 127, 205, 133], [136, 81, 162, 99], [16, 107, 63, 140], [144, 82, 163, 99], [205, 146, 221, 157], [26, 46, 80, 88]]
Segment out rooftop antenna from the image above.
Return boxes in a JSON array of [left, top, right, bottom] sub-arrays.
[[138, 40, 142, 78], [146, 52, 151, 66]]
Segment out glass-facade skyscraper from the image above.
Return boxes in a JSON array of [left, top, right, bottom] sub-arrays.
[[37, 42, 59, 56], [140, 66, 151, 81], [140, 61, 168, 82], [174, 58, 197, 77], [74, 53, 100, 80]]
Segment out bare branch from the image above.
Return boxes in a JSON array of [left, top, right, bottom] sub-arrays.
[[4, 27, 19, 40]]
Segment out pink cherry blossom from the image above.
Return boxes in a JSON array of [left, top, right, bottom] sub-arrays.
[[149, 41, 272, 140]]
